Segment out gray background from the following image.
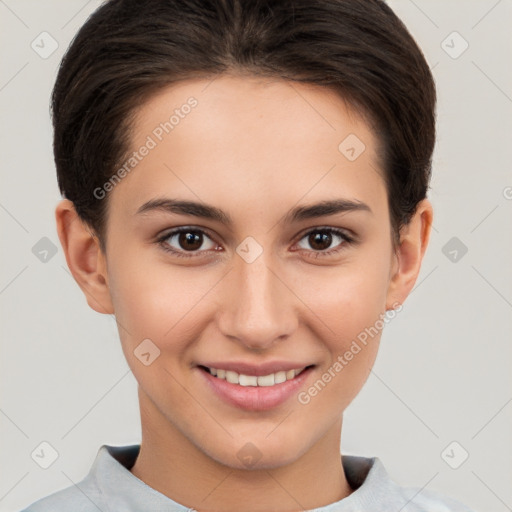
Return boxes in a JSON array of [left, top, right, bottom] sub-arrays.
[[1, 1, 511, 510]]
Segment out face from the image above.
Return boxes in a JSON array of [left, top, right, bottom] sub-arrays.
[[86, 75, 406, 469]]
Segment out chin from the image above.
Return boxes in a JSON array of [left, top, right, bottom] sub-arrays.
[[204, 433, 309, 471]]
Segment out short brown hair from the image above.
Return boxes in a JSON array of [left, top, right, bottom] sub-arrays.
[[51, 0, 436, 251]]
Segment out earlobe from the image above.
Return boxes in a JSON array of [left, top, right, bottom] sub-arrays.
[[385, 199, 433, 309], [55, 199, 114, 315]]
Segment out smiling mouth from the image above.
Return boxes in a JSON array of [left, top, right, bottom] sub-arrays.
[[198, 365, 315, 387]]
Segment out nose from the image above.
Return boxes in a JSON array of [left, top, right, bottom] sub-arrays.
[[217, 250, 298, 351]]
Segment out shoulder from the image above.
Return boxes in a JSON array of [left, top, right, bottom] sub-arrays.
[[396, 486, 476, 512], [19, 444, 140, 511], [342, 455, 476, 512], [19, 478, 102, 512]]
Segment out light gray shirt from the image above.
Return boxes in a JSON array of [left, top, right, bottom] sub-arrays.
[[21, 444, 475, 511]]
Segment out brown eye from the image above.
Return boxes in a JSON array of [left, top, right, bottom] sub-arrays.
[[308, 232, 333, 251], [296, 228, 352, 256], [178, 231, 203, 251], [158, 228, 217, 256]]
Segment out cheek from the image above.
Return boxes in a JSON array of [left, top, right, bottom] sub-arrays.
[[107, 251, 219, 356], [296, 271, 385, 418], [295, 254, 391, 337], [291, 251, 390, 398]]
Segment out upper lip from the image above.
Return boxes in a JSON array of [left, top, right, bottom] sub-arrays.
[[198, 361, 314, 376]]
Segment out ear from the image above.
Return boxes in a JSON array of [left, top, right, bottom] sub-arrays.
[[55, 199, 114, 315], [385, 199, 433, 309]]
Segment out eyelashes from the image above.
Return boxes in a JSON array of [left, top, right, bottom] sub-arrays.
[[156, 227, 218, 258], [155, 226, 355, 260], [294, 228, 354, 256]]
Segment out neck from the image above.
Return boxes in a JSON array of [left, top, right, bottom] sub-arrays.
[[130, 388, 353, 512]]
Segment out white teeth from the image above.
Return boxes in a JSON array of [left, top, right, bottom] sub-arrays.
[[225, 370, 239, 384], [274, 371, 287, 384], [206, 366, 306, 387], [257, 374, 275, 387], [239, 374, 258, 386]]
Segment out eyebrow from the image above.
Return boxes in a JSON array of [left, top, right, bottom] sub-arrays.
[[135, 197, 372, 226]]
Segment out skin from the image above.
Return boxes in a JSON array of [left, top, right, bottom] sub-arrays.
[[56, 74, 432, 512]]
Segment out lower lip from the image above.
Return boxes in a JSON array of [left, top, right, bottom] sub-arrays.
[[198, 366, 314, 411]]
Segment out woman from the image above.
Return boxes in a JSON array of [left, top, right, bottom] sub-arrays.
[[23, 0, 474, 510]]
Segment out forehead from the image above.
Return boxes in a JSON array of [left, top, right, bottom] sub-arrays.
[[132, 73, 377, 156], [108, 74, 387, 223]]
